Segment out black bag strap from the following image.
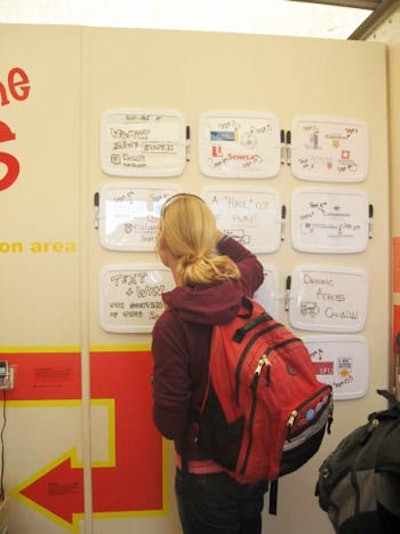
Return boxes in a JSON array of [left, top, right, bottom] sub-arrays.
[[237, 295, 253, 319], [269, 479, 278, 515], [377, 389, 400, 410], [233, 296, 271, 342]]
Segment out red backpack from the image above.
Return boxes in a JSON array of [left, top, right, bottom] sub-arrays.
[[196, 296, 333, 509]]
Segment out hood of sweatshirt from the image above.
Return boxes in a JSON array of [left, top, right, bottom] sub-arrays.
[[162, 279, 244, 326]]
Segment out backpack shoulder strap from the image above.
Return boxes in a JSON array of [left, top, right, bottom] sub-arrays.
[[377, 389, 400, 410], [232, 296, 271, 343], [269, 480, 278, 515]]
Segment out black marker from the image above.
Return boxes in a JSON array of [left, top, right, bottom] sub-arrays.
[[285, 275, 291, 311], [286, 130, 291, 166], [280, 129, 285, 164], [94, 192, 99, 229], [281, 205, 286, 241], [368, 204, 374, 239], [186, 125, 191, 162]]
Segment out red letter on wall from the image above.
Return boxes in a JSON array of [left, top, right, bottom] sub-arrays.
[[0, 121, 20, 191]]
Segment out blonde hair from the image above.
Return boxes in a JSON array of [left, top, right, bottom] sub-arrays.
[[157, 194, 240, 286]]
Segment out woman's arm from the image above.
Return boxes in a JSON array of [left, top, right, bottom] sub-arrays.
[[151, 310, 191, 440]]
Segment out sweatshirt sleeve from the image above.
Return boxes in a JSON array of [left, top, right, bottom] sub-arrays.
[[151, 310, 192, 440], [217, 236, 264, 297]]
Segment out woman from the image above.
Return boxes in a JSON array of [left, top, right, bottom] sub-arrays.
[[151, 193, 267, 534]]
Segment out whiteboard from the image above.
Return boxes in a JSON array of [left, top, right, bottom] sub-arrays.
[[202, 186, 282, 253], [291, 187, 369, 253], [100, 108, 186, 177], [303, 335, 369, 400], [288, 265, 368, 333], [198, 111, 281, 178], [98, 183, 181, 251], [290, 115, 368, 182], [98, 264, 175, 333], [253, 264, 280, 319]]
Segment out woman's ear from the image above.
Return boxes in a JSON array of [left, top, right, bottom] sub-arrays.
[[157, 234, 166, 252], [157, 236, 171, 267]]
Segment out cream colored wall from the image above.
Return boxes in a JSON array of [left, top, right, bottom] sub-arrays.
[[389, 42, 400, 396], [0, 25, 86, 534], [391, 44, 400, 204], [1, 25, 390, 534], [0, 25, 82, 346]]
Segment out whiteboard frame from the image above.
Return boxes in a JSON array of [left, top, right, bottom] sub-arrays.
[[98, 263, 174, 333], [290, 186, 369, 254], [98, 182, 181, 251], [288, 265, 369, 333], [253, 264, 280, 319], [302, 334, 369, 400], [202, 185, 283, 254], [100, 108, 187, 177], [198, 111, 281, 179], [290, 115, 368, 183]]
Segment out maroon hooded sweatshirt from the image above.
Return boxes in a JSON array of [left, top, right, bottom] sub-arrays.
[[151, 236, 264, 469]]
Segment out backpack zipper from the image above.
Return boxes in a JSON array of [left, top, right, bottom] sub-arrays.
[[239, 352, 271, 475], [235, 334, 300, 402], [239, 347, 331, 476], [254, 353, 271, 376], [254, 352, 272, 386], [234, 323, 281, 403], [286, 385, 333, 439]]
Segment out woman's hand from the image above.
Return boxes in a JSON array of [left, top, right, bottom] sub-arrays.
[[215, 229, 225, 245]]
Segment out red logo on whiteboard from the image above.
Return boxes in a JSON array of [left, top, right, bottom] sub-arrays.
[[313, 361, 334, 375]]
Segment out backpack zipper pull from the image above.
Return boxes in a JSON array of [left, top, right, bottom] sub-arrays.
[[287, 410, 298, 437], [252, 354, 271, 389], [254, 355, 266, 376]]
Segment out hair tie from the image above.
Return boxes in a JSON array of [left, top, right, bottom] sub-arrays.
[[183, 253, 202, 265]]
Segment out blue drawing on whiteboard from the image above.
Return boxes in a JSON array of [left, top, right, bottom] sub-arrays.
[[210, 131, 236, 141]]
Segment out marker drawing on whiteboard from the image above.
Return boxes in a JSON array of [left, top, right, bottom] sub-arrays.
[[286, 131, 291, 165], [285, 275, 291, 311], [94, 192, 99, 229], [281, 205, 287, 240], [368, 204, 374, 238], [280, 129, 285, 164], [186, 125, 191, 162]]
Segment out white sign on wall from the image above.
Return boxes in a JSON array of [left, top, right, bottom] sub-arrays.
[[98, 264, 175, 333], [198, 111, 281, 178], [100, 109, 186, 177], [303, 335, 369, 400], [98, 183, 181, 251], [291, 115, 368, 182], [288, 265, 368, 333], [253, 264, 280, 319], [202, 186, 282, 253], [291, 187, 370, 253]]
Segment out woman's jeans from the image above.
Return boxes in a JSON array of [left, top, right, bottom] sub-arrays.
[[175, 468, 268, 534]]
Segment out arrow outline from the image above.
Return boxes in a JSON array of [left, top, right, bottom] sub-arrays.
[[9, 397, 170, 527], [10, 446, 84, 534], [4, 347, 169, 530]]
